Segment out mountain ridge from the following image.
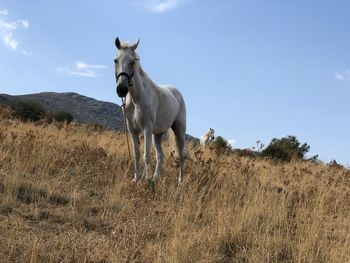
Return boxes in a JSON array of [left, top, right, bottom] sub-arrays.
[[0, 92, 125, 130]]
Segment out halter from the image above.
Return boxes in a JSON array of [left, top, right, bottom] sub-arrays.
[[116, 71, 134, 86], [116, 58, 140, 87]]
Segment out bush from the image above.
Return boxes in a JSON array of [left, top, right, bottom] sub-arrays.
[[328, 160, 343, 169], [233, 148, 256, 158], [54, 111, 73, 124], [307, 154, 321, 163], [213, 136, 231, 151], [261, 135, 310, 162], [13, 101, 46, 122]]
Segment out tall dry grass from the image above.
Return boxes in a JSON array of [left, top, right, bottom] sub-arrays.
[[0, 106, 349, 262]]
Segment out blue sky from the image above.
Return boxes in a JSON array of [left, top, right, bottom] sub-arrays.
[[1, 0, 350, 165]]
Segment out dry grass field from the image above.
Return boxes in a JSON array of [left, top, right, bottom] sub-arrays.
[[0, 106, 349, 262]]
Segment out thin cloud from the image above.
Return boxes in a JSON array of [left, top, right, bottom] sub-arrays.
[[136, 0, 191, 13], [334, 70, 350, 81], [0, 9, 8, 16], [228, 139, 236, 147], [17, 19, 29, 28], [0, 9, 30, 54], [2, 32, 18, 50], [75, 61, 107, 70], [57, 61, 107, 78], [0, 20, 17, 31], [153, 0, 181, 12]]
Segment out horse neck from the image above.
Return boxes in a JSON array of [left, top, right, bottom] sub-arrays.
[[129, 64, 154, 103]]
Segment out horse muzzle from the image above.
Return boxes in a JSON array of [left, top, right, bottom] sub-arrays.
[[117, 83, 129, 98]]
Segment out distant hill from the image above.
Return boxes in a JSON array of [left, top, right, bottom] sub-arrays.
[[0, 92, 125, 130], [0, 92, 198, 141]]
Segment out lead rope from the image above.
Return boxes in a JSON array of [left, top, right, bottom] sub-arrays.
[[121, 97, 132, 162]]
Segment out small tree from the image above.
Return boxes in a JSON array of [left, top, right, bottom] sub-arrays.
[[213, 136, 231, 151], [261, 135, 310, 161], [54, 111, 73, 124], [13, 101, 46, 122], [252, 140, 265, 155]]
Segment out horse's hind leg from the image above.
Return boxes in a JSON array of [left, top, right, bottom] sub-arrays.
[[153, 133, 164, 181], [171, 123, 185, 183]]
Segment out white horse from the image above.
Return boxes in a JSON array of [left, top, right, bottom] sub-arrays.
[[114, 37, 186, 183], [200, 128, 215, 150]]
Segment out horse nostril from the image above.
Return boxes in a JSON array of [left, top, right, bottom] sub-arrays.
[[117, 84, 128, 97]]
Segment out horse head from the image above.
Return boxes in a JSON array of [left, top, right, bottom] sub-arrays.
[[209, 128, 215, 140], [114, 37, 140, 98]]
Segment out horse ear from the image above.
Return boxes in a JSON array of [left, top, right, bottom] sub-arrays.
[[130, 38, 140, 51], [115, 37, 121, 50]]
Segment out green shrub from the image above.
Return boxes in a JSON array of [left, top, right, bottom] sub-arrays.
[[13, 101, 46, 122], [261, 135, 310, 162], [213, 136, 231, 151], [54, 111, 73, 124]]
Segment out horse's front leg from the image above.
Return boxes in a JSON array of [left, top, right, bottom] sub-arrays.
[[143, 126, 152, 180], [128, 125, 141, 182]]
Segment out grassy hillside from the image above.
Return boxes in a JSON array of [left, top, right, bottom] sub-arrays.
[[0, 106, 349, 262]]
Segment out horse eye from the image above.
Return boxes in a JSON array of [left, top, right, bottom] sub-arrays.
[[114, 59, 117, 64]]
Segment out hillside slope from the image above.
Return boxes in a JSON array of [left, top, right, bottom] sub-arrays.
[[0, 107, 349, 262], [0, 92, 124, 130]]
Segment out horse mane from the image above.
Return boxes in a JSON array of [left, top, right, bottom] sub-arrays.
[[136, 62, 157, 87]]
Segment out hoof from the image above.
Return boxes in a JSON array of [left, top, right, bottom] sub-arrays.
[[132, 173, 141, 183], [131, 177, 139, 183]]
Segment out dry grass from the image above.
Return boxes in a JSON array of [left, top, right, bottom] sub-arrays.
[[0, 106, 349, 262]]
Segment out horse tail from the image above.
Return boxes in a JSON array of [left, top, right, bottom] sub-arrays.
[[167, 128, 178, 158]]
